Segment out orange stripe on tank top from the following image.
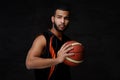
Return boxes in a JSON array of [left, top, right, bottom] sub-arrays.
[[48, 36, 56, 80]]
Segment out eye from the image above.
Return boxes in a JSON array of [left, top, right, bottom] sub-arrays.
[[56, 15, 62, 19], [65, 17, 70, 20]]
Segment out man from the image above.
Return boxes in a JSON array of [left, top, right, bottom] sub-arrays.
[[25, 3, 74, 80]]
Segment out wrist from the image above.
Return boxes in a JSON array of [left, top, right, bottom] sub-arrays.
[[55, 57, 63, 64]]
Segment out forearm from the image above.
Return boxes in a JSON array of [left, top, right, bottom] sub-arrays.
[[26, 57, 60, 69]]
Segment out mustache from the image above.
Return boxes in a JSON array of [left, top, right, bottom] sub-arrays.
[[59, 24, 65, 27]]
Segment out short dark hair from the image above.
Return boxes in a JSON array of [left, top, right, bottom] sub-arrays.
[[51, 2, 71, 16], [48, 2, 72, 29]]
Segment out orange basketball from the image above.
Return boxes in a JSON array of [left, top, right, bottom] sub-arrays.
[[63, 40, 84, 67]]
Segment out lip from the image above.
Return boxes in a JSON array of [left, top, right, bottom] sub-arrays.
[[60, 26, 65, 30], [60, 24, 65, 28]]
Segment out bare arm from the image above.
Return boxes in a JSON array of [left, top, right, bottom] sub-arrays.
[[25, 35, 74, 69]]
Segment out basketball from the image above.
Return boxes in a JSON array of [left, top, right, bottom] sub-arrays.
[[63, 40, 84, 66]]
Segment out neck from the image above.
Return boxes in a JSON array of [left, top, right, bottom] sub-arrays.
[[50, 28, 63, 40]]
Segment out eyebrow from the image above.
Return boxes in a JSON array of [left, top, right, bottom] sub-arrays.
[[56, 14, 69, 18]]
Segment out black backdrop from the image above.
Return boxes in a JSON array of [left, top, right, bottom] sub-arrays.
[[0, 0, 120, 80]]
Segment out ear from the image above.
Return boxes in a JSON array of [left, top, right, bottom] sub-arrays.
[[51, 16, 55, 23]]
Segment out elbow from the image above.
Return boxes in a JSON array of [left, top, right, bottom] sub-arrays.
[[25, 60, 33, 70]]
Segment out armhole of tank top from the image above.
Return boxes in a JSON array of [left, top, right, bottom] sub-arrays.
[[41, 32, 51, 57], [43, 32, 51, 45]]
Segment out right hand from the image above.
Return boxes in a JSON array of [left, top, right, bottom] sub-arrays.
[[56, 43, 74, 63]]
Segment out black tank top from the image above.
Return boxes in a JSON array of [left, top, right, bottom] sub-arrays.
[[34, 30, 71, 80]]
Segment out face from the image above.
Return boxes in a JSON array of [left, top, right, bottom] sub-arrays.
[[51, 9, 70, 32]]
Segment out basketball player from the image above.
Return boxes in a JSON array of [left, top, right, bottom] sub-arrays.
[[25, 3, 74, 80]]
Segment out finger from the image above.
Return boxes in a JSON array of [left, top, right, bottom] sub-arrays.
[[61, 42, 72, 49], [65, 53, 75, 57], [62, 44, 73, 51], [63, 46, 73, 53]]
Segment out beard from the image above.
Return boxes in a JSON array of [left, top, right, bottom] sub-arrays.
[[53, 23, 69, 32]]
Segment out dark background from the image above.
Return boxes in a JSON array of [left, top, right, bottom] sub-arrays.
[[0, 0, 120, 80]]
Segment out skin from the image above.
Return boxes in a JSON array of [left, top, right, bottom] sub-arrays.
[[25, 9, 74, 69]]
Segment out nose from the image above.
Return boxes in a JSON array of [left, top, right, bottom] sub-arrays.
[[61, 18, 65, 23]]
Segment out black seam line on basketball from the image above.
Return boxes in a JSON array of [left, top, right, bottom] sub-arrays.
[[65, 57, 83, 63], [71, 42, 82, 46]]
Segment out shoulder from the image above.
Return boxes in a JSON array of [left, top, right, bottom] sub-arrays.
[[34, 31, 49, 43], [32, 30, 52, 47], [35, 34, 46, 40], [33, 34, 46, 47]]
